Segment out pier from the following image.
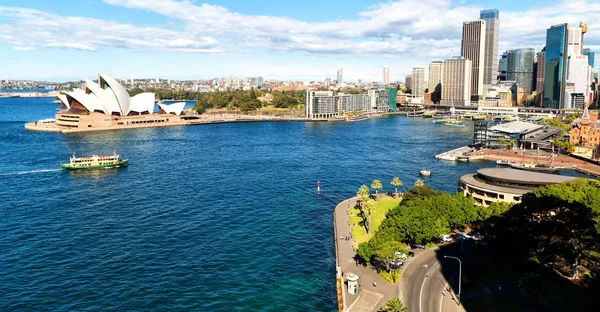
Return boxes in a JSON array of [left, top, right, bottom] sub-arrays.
[[435, 146, 474, 161]]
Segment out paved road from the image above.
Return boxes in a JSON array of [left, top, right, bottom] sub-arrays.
[[401, 247, 465, 312], [334, 197, 398, 311]]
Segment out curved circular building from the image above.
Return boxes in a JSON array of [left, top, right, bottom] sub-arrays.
[[458, 168, 579, 206]]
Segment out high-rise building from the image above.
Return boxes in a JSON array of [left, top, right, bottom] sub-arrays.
[[498, 51, 508, 81], [507, 48, 535, 95], [383, 67, 390, 85], [480, 9, 500, 86], [461, 20, 486, 99], [428, 61, 442, 93], [583, 48, 595, 68], [536, 50, 546, 105], [412, 67, 425, 97], [441, 58, 472, 105], [543, 23, 583, 108], [405, 75, 413, 91], [336, 69, 343, 84], [567, 55, 591, 106]]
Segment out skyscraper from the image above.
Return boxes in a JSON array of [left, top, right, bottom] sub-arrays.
[[412, 67, 425, 97], [543, 23, 583, 108], [583, 48, 595, 68], [405, 75, 412, 91], [461, 20, 486, 100], [498, 51, 508, 81], [441, 58, 472, 105], [507, 48, 535, 95], [480, 9, 500, 86], [336, 69, 343, 84], [383, 67, 390, 85], [536, 49, 546, 104], [428, 61, 442, 93]]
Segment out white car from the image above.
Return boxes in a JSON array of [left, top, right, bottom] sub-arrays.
[[441, 235, 452, 243]]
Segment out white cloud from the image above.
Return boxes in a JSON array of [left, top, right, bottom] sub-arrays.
[[1, 0, 600, 80], [12, 46, 36, 51]]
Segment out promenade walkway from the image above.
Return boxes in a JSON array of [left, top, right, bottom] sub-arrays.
[[334, 196, 468, 312], [334, 197, 398, 312]]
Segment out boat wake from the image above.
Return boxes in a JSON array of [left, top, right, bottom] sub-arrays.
[[0, 168, 62, 176]]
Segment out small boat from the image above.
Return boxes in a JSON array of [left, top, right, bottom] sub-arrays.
[[420, 169, 431, 176], [496, 159, 510, 165], [0, 94, 20, 99], [61, 152, 128, 170], [423, 110, 436, 118], [472, 114, 486, 121], [433, 118, 465, 126]]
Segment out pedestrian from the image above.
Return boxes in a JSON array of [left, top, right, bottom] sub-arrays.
[[373, 281, 377, 287]]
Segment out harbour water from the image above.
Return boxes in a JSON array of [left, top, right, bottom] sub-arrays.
[[0, 97, 509, 311]]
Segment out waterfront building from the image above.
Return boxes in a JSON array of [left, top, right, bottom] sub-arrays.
[[473, 120, 561, 149], [441, 58, 472, 105], [507, 48, 535, 95], [387, 88, 398, 111], [305, 89, 391, 118], [337, 69, 343, 84], [383, 67, 390, 85], [543, 23, 583, 109], [306, 91, 337, 118], [412, 67, 425, 97], [498, 51, 508, 82], [570, 105, 600, 146], [368, 88, 391, 112], [338, 93, 371, 113], [30, 73, 188, 132], [405, 75, 412, 91], [480, 85, 512, 107], [480, 9, 500, 87], [459, 168, 579, 206], [428, 61, 442, 94], [461, 20, 486, 99]]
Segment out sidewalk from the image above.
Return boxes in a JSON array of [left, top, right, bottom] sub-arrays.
[[334, 197, 398, 311]]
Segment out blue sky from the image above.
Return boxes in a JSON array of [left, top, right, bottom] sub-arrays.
[[0, 0, 598, 82]]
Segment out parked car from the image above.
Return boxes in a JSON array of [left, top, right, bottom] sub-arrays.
[[411, 243, 426, 249], [407, 251, 415, 257], [440, 235, 452, 243], [468, 231, 483, 240], [454, 233, 467, 241]]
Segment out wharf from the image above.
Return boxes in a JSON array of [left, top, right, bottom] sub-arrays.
[[435, 146, 474, 161]]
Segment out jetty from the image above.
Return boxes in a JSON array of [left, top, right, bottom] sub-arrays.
[[435, 146, 474, 161]]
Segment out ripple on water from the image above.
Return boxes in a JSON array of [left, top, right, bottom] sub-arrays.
[[2, 99, 518, 311]]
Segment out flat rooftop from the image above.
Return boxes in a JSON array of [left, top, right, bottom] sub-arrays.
[[489, 121, 543, 134], [477, 168, 578, 184]]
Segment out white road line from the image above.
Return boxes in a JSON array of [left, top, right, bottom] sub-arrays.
[[419, 261, 440, 312], [399, 248, 437, 302]]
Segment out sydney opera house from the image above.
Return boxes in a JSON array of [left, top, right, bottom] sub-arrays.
[[26, 73, 190, 133]]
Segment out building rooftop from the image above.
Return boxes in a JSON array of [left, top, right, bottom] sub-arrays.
[[477, 168, 578, 185], [489, 121, 543, 134]]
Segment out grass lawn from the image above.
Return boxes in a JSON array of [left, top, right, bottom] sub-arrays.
[[351, 197, 401, 243]]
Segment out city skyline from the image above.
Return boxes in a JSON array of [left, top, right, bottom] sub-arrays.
[[1, 0, 600, 82]]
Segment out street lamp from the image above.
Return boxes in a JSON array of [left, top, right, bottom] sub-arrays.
[[444, 255, 462, 306]]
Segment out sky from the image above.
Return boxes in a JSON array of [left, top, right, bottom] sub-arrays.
[[1, 0, 599, 82]]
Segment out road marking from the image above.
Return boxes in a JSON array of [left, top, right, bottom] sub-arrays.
[[419, 261, 440, 312], [399, 248, 437, 301]]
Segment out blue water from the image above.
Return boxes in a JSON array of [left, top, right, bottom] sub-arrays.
[[0, 98, 531, 310]]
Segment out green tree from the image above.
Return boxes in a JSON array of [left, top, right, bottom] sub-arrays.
[[128, 87, 144, 97], [382, 297, 409, 312], [391, 177, 403, 197], [371, 179, 383, 196], [519, 273, 545, 311], [414, 179, 425, 187], [365, 200, 375, 235]]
